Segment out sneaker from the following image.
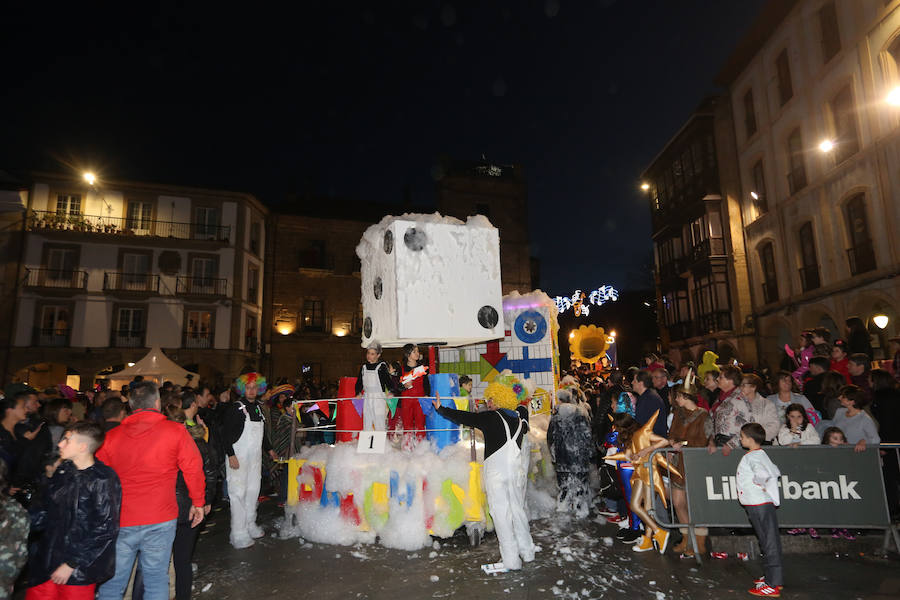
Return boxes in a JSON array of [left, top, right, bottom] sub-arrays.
[[748, 583, 781, 597], [617, 518, 631, 529], [786, 528, 806, 535], [615, 528, 630, 540], [620, 529, 643, 544], [597, 507, 619, 517], [606, 514, 627, 523], [652, 529, 671, 554], [230, 536, 255, 549], [839, 529, 856, 541], [249, 525, 265, 539], [632, 535, 654, 552], [807, 528, 819, 539]]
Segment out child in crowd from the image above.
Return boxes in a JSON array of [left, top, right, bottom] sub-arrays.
[[736, 423, 783, 598], [26, 422, 121, 600], [775, 404, 820, 447], [822, 427, 847, 447]]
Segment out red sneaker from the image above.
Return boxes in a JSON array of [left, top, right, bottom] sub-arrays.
[[607, 514, 626, 523], [749, 583, 781, 597]]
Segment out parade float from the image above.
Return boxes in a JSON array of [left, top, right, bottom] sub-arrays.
[[280, 214, 560, 550]]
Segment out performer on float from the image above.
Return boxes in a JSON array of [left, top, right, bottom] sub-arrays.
[[222, 373, 277, 549], [432, 382, 535, 571], [608, 410, 680, 554], [399, 343, 429, 443], [354, 340, 397, 431]]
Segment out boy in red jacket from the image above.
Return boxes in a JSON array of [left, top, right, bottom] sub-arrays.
[[96, 382, 206, 600]]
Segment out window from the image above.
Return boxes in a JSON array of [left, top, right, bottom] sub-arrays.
[[787, 128, 807, 194], [661, 288, 690, 340], [114, 307, 145, 347], [751, 160, 767, 214], [760, 242, 779, 303], [692, 267, 732, 333], [776, 49, 793, 106], [798, 222, 821, 292], [743, 88, 757, 138], [46, 248, 77, 281], [299, 240, 329, 270], [191, 257, 216, 284], [194, 207, 219, 239], [830, 86, 860, 163], [247, 265, 259, 304], [245, 312, 258, 352], [126, 201, 152, 232], [302, 299, 324, 332], [55, 194, 81, 216], [185, 310, 213, 349], [122, 253, 151, 288], [250, 222, 261, 255], [39, 305, 70, 346], [845, 194, 876, 274], [818, 2, 841, 63]]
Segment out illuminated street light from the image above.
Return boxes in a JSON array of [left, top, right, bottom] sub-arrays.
[[818, 139, 834, 153], [83, 172, 97, 185], [609, 330, 616, 337], [873, 314, 889, 329], [127, 362, 135, 367], [640, 182, 650, 191], [887, 86, 900, 106], [569, 331, 575, 339], [750, 191, 759, 200]]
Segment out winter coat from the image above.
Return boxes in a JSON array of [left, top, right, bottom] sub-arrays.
[[774, 424, 821, 446], [175, 423, 218, 523], [12, 415, 52, 487], [547, 404, 593, 474], [0, 494, 29, 597], [714, 392, 779, 448], [28, 460, 121, 587], [96, 409, 205, 527]]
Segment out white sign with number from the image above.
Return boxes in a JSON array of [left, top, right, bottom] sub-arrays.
[[356, 430, 387, 454]]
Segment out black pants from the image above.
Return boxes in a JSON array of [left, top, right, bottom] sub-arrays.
[[745, 503, 783, 587], [882, 448, 900, 518], [133, 521, 201, 600]]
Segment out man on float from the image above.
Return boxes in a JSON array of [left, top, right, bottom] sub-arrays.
[[431, 386, 535, 571], [355, 340, 396, 430]]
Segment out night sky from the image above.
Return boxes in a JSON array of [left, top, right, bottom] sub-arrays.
[[2, 0, 765, 296]]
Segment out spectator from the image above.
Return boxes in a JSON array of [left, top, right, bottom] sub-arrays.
[[96, 381, 206, 600], [710, 365, 742, 418], [774, 403, 820, 447], [650, 368, 671, 411], [845, 317, 873, 362], [631, 370, 667, 437], [766, 371, 816, 423], [0, 460, 29, 599], [822, 426, 847, 447], [871, 369, 899, 520], [698, 370, 717, 411], [547, 389, 593, 518], [811, 327, 832, 346], [820, 371, 848, 420], [830, 339, 851, 383], [87, 390, 107, 423], [889, 336, 900, 381], [44, 398, 73, 448], [26, 422, 121, 599], [791, 330, 815, 384], [1, 394, 30, 477], [10, 387, 51, 492], [847, 353, 872, 404], [101, 397, 127, 431], [803, 357, 831, 413], [710, 372, 778, 455], [831, 385, 879, 453]]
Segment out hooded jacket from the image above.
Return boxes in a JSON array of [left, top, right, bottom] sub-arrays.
[[28, 459, 121, 586], [175, 422, 218, 523], [96, 409, 205, 527]]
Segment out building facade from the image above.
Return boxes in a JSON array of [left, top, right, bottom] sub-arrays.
[[717, 0, 900, 369], [7, 172, 266, 389], [643, 98, 757, 368]]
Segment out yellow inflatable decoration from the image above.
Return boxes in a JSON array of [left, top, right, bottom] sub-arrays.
[[569, 324, 611, 365]]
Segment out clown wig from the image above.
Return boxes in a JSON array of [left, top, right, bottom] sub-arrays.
[[235, 372, 267, 397]]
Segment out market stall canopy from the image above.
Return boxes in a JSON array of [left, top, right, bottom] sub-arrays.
[[105, 346, 198, 389]]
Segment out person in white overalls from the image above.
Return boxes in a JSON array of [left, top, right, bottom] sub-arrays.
[[223, 373, 277, 549], [354, 341, 396, 430], [433, 390, 536, 571]]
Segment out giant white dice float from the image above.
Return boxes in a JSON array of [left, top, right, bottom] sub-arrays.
[[356, 213, 504, 348]]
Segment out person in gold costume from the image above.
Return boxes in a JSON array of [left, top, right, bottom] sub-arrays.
[[607, 410, 679, 553]]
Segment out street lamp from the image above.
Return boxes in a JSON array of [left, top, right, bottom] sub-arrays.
[[569, 331, 575, 339], [887, 87, 900, 106], [83, 172, 97, 185], [873, 314, 889, 329], [640, 182, 650, 191], [818, 139, 834, 153], [750, 191, 759, 200]]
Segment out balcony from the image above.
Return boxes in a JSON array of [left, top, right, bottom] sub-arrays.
[[696, 311, 733, 335], [183, 332, 212, 349], [798, 265, 820, 293], [103, 272, 161, 294], [34, 327, 69, 347], [176, 277, 227, 297], [111, 330, 145, 348], [27, 210, 231, 243], [787, 167, 807, 196], [24, 268, 88, 290], [762, 281, 779, 304], [688, 237, 726, 265], [658, 259, 685, 281], [847, 241, 876, 276]]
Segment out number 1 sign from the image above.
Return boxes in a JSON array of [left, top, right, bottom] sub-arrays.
[[356, 430, 387, 454]]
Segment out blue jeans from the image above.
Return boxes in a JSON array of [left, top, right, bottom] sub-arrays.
[[97, 519, 177, 600]]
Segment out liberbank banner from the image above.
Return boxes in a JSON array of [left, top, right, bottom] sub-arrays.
[[680, 446, 890, 528]]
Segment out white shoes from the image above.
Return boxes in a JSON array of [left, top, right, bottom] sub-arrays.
[[230, 535, 255, 549], [248, 524, 265, 539]]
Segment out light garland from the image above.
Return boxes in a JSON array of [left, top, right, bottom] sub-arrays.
[[555, 285, 618, 316]]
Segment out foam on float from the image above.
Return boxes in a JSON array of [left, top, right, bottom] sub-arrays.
[[356, 212, 504, 348]]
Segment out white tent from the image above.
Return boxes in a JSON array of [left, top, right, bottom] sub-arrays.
[[105, 346, 199, 389]]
